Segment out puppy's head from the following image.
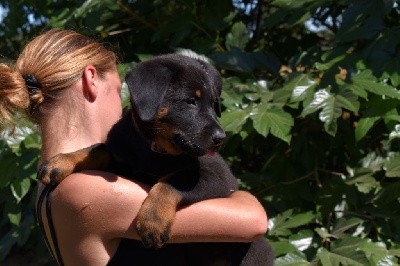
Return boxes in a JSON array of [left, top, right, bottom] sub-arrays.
[[125, 54, 225, 156]]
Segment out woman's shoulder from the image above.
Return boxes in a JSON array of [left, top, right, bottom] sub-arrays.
[[51, 170, 148, 206], [49, 170, 148, 239]]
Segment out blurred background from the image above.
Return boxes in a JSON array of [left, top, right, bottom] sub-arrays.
[[1, 0, 400, 265]]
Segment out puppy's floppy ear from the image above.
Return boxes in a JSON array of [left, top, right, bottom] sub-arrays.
[[125, 62, 172, 121]]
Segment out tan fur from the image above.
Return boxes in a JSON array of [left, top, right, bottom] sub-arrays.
[[135, 182, 183, 248]]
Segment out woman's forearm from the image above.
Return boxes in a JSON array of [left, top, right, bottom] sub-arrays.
[[169, 190, 268, 243]]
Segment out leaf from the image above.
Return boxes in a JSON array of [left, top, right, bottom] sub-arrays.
[[220, 108, 251, 134], [274, 252, 309, 266], [221, 78, 247, 109], [0, 152, 18, 189], [252, 51, 281, 73], [336, 0, 386, 43], [355, 116, 380, 142], [318, 237, 371, 266], [288, 73, 317, 103], [10, 177, 31, 203], [389, 124, 400, 141], [270, 241, 299, 257], [336, 88, 360, 112], [352, 71, 400, 99], [301, 89, 343, 136], [269, 210, 315, 237], [5, 200, 22, 226], [318, 247, 369, 266], [345, 168, 379, 193], [251, 105, 293, 143], [225, 22, 249, 50], [331, 217, 364, 238], [373, 181, 400, 207], [211, 48, 256, 72], [301, 89, 331, 117], [359, 241, 391, 265], [384, 153, 400, 178], [288, 230, 314, 252]]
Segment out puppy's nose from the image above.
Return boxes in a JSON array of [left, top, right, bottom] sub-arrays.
[[212, 129, 226, 146]]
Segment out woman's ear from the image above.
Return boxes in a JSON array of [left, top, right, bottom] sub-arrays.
[[82, 65, 98, 102]]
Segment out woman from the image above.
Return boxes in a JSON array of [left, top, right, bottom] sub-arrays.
[[0, 29, 269, 265]]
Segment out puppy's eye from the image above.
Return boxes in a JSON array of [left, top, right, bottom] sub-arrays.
[[185, 98, 197, 106]]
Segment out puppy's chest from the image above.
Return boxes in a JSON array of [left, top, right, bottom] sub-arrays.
[[115, 149, 200, 188]]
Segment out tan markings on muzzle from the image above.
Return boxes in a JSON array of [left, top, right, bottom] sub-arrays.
[[151, 121, 182, 155]]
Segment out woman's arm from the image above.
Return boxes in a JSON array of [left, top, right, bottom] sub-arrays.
[[170, 190, 268, 243], [50, 170, 268, 245]]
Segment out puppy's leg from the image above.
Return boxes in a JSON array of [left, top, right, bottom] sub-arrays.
[[135, 181, 182, 249], [38, 143, 112, 185]]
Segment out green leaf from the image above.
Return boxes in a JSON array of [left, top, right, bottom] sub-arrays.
[[5, 200, 22, 226], [0, 152, 18, 189], [352, 71, 400, 99], [225, 22, 249, 50], [389, 124, 400, 141], [355, 116, 380, 142], [301, 89, 344, 136], [251, 105, 293, 143], [345, 168, 379, 193], [288, 230, 314, 252], [288, 74, 317, 103], [211, 48, 256, 72], [270, 241, 299, 257], [220, 108, 251, 134], [373, 181, 400, 206], [7, 211, 21, 227], [317, 247, 368, 266], [331, 217, 364, 238], [301, 89, 331, 117], [384, 153, 400, 178], [269, 210, 315, 237], [274, 252, 309, 266], [315, 54, 347, 71], [336, 88, 360, 112], [10, 177, 31, 203], [318, 237, 370, 266], [359, 241, 391, 265]]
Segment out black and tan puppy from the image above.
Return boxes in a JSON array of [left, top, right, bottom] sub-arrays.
[[39, 54, 274, 265]]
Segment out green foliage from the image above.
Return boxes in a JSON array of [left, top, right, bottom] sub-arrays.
[[0, 130, 44, 261], [1, 0, 400, 264]]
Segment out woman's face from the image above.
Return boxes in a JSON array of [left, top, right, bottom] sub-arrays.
[[98, 69, 123, 139]]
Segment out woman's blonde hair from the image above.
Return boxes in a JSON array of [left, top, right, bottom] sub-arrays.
[[0, 29, 117, 128]]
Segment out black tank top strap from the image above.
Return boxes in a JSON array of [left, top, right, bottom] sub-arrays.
[[36, 182, 64, 266]]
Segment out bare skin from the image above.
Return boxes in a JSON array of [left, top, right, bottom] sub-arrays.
[[37, 65, 268, 266]]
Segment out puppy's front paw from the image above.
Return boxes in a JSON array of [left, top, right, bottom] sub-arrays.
[[135, 207, 173, 249], [37, 154, 76, 185], [135, 197, 175, 249], [135, 183, 182, 249]]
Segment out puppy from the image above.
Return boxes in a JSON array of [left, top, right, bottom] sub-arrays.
[[39, 54, 274, 265]]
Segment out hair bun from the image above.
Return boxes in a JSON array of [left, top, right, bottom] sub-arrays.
[[0, 64, 30, 128]]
